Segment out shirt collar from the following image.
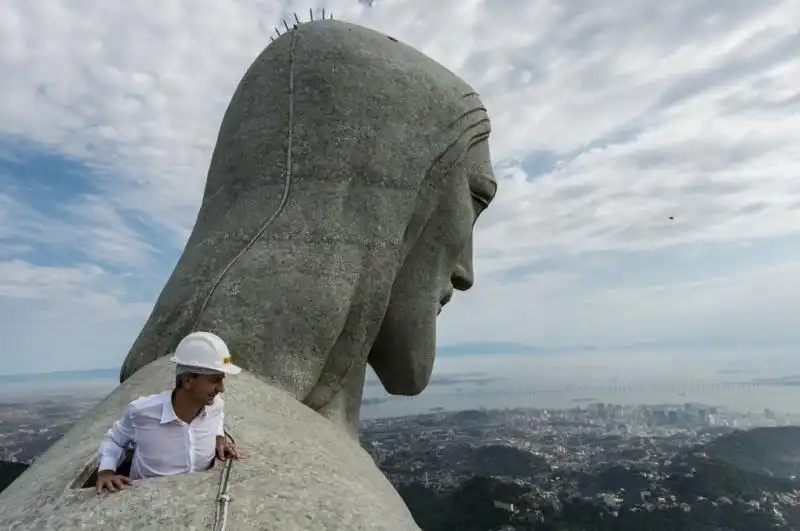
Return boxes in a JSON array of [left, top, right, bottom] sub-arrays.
[[161, 390, 208, 424]]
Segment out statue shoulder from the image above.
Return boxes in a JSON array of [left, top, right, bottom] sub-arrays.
[[0, 360, 419, 530]]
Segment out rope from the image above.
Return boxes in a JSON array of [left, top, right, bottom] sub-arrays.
[[208, 27, 299, 531]]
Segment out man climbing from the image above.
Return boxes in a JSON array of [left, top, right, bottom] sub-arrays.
[[95, 331, 242, 494]]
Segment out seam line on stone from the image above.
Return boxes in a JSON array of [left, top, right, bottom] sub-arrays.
[[191, 31, 297, 334], [204, 27, 298, 531]]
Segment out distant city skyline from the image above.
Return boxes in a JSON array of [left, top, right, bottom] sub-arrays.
[[3, 389, 797, 529], [3, 339, 797, 377], [5, 347, 800, 424]]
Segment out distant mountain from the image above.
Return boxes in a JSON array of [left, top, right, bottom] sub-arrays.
[[0, 368, 118, 383], [691, 426, 800, 478], [5, 420, 800, 530], [400, 476, 529, 531], [382, 443, 549, 480], [471, 445, 551, 477], [400, 472, 795, 531], [390, 427, 800, 530], [0, 461, 28, 493], [567, 464, 652, 503], [435, 341, 602, 357], [436, 342, 546, 356]]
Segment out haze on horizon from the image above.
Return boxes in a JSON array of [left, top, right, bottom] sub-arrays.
[[4, 347, 799, 421], [1, 0, 799, 392]]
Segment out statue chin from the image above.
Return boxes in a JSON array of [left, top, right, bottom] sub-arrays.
[[369, 351, 434, 396], [369, 299, 437, 396]]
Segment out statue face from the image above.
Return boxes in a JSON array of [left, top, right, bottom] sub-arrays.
[[369, 140, 497, 394]]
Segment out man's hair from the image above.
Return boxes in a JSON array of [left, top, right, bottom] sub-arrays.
[[175, 372, 196, 389], [174, 364, 202, 389], [174, 365, 223, 389]]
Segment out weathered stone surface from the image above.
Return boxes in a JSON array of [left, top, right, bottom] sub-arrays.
[[0, 357, 418, 530], [0, 18, 496, 530], [119, 17, 495, 438]]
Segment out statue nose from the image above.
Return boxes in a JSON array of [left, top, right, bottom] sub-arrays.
[[452, 237, 474, 291]]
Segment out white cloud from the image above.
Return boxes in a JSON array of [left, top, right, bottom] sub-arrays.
[[0, 260, 152, 373], [1, 0, 800, 374], [0, 189, 157, 270], [63, 194, 160, 268], [439, 253, 800, 349]]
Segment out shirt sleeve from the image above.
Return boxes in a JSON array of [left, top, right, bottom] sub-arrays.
[[216, 396, 225, 437], [98, 404, 136, 472]]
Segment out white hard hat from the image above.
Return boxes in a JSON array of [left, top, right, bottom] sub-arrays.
[[169, 331, 242, 375]]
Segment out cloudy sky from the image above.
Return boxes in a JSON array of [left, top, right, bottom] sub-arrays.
[[1, 0, 799, 376]]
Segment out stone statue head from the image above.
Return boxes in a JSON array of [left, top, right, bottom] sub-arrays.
[[120, 19, 496, 433]]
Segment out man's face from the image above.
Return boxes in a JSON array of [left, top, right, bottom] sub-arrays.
[[185, 373, 226, 405], [369, 140, 497, 394]]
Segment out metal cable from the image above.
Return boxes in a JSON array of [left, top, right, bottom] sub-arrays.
[[209, 26, 299, 531], [190, 27, 297, 334], [213, 430, 236, 531]]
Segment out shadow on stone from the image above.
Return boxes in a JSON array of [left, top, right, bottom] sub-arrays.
[[73, 449, 134, 490]]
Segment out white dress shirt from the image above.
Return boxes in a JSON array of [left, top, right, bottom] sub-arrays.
[[98, 390, 224, 480]]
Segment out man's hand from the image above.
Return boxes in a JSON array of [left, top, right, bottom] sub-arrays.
[[95, 469, 132, 495], [216, 436, 241, 461]]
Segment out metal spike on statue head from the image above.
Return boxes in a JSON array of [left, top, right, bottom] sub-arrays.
[[270, 10, 336, 42], [282, 9, 335, 28]]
